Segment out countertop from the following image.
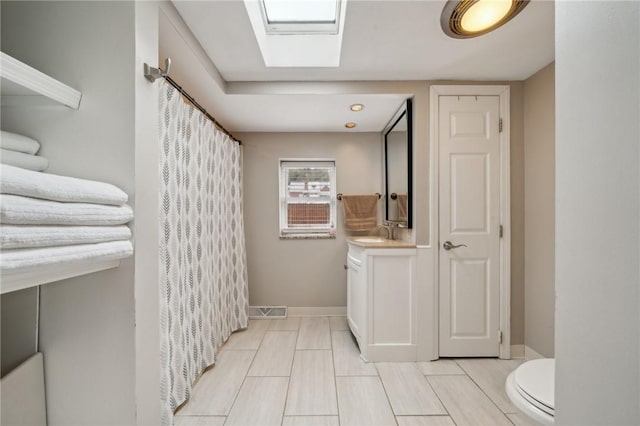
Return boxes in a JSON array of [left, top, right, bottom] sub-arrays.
[[347, 237, 416, 249]]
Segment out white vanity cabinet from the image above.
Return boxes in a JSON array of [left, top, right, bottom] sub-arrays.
[[346, 239, 417, 362], [346, 247, 366, 341]]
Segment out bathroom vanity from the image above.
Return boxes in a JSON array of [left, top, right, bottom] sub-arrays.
[[346, 237, 417, 362]]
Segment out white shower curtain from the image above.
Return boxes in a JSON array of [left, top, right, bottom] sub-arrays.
[[158, 81, 249, 425]]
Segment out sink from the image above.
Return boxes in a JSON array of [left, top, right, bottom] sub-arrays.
[[354, 237, 386, 243]]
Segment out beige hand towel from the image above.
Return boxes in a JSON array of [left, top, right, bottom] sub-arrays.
[[397, 194, 408, 222], [342, 194, 378, 231]]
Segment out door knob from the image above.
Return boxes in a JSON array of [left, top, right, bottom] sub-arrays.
[[443, 241, 467, 250]]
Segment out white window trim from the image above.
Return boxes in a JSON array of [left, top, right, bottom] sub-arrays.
[[279, 159, 337, 239]]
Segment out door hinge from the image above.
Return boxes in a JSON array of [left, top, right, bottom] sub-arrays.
[[499, 225, 503, 238], [499, 118, 503, 133], [499, 331, 503, 344]]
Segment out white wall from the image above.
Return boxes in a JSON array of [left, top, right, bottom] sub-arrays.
[[1, 2, 137, 424], [523, 62, 555, 358], [134, 2, 162, 425], [240, 132, 383, 307], [555, 1, 639, 424]]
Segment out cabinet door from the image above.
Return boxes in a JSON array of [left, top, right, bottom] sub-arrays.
[[347, 254, 364, 340]]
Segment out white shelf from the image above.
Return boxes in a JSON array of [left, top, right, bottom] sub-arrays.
[[0, 51, 82, 109], [1, 259, 121, 295]]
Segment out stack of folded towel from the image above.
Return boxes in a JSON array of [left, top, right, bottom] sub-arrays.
[[0, 164, 133, 275], [1, 130, 49, 172]]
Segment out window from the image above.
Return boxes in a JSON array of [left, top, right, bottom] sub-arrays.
[[279, 160, 336, 238], [243, 0, 347, 67], [263, 0, 337, 24], [261, 0, 341, 34]]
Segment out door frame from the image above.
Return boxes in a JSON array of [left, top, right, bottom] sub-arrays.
[[429, 85, 511, 359]]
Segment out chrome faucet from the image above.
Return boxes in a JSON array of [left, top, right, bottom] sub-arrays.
[[379, 221, 400, 240], [378, 224, 392, 240]]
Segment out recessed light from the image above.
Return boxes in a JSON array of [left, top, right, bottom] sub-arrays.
[[441, 0, 530, 39], [350, 104, 364, 112], [345, 122, 357, 129]]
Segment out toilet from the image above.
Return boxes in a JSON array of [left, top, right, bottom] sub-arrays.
[[505, 358, 555, 425]]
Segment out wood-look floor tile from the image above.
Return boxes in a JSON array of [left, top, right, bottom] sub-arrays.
[[268, 317, 301, 331], [456, 358, 523, 413], [416, 360, 465, 375], [376, 363, 447, 415], [396, 416, 456, 426], [296, 317, 331, 350], [282, 416, 340, 426], [225, 377, 289, 426], [179, 350, 255, 416], [507, 412, 544, 426], [428, 375, 512, 426], [248, 331, 297, 376], [329, 316, 349, 331], [332, 331, 377, 376], [285, 350, 337, 415], [173, 415, 226, 426], [222, 319, 270, 350], [336, 376, 396, 426]]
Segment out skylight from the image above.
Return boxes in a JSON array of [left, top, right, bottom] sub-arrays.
[[261, 0, 341, 34], [244, 0, 348, 67], [263, 0, 337, 23]]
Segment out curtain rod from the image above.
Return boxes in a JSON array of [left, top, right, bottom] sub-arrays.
[[144, 59, 241, 145]]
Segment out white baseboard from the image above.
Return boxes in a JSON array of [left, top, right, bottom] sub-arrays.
[[524, 345, 545, 360], [510, 344, 525, 359], [287, 306, 346, 316]]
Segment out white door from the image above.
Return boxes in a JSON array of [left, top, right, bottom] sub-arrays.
[[438, 95, 501, 357]]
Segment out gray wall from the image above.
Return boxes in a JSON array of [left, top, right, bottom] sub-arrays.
[[1, 2, 137, 424], [0, 288, 38, 376], [555, 1, 639, 424], [523, 62, 555, 358], [240, 132, 383, 307], [508, 82, 525, 346]]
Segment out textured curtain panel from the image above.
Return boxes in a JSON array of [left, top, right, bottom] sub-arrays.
[[158, 82, 249, 425]]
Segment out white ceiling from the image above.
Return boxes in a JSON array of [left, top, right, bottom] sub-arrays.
[[167, 0, 555, 133], [223, 94, 408, 132]]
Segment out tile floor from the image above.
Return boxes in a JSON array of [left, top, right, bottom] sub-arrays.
[[175, 317, 541, 426]]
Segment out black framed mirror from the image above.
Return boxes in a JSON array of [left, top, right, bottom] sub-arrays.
[[383, 98, 413, 229]]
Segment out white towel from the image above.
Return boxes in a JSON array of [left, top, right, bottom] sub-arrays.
[[0, 131, 40, 154], [0, 240, 133, 272], [0, 164, 128, 205], [0, 225, 131, 249], [0, 149, 49, 172], [0, 194, 133, 226]]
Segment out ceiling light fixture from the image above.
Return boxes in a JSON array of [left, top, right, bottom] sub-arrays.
[[441, 0, 530, 39], [345, 122, 357, 129], [350, 104, 364, 112]]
